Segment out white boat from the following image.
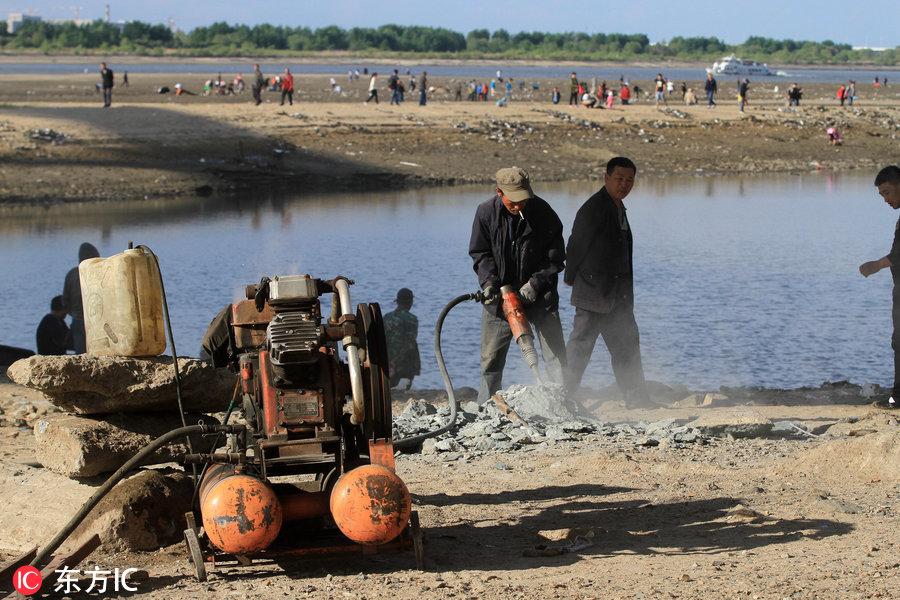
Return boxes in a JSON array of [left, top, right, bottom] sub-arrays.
[[707, 54, 775, 77]]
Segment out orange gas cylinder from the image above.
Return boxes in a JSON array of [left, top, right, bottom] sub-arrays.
[[329, 465, 411, 545], [199, 464, 283, 554]]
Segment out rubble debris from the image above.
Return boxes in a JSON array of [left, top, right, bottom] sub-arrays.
[[542, 110, 603, 130], [484, 118, 536, 144], [393, 384, 714, 456], [7, 355, 235, 415], [28, 128, 68, 144]]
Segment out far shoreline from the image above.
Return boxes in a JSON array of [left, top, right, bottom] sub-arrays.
[[0, 52, 898, 72]]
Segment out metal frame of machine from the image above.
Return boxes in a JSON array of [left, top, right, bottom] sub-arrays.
[[181, 275, 422, 580]]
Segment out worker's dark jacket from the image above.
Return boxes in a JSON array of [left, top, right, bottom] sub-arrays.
[[100, 68, 114, 89], [564, 187, 633, 314], [469, 195, 565, 314], [890, 216, 900, 289]]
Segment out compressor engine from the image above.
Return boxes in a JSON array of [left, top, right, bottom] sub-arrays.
[[193, 275, 410, 559]]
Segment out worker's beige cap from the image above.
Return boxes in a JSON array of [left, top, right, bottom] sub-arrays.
[[495, 167, 534, 202]]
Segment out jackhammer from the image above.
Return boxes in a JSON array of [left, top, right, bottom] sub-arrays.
[[499, 285, 543, 384]]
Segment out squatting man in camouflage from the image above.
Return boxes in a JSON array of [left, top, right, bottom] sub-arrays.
[[469, 167, 568, 403], [382, 287, 421, 389]]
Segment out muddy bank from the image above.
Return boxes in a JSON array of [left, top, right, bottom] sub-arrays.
[[0, 74, 898, 204]]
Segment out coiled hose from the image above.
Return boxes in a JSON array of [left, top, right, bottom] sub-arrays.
[[394, 291, 482, 448], [30, 423, 244, 567]]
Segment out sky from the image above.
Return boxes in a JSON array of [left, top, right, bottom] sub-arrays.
[[2, 0, 898, 48]]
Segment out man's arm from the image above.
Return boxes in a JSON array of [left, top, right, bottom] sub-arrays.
[[468, 206, 499, 290], [860, 255, 892, 277], [564, 201, 599, 285]]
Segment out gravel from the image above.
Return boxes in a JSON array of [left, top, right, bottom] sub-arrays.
[[392, 383, 712, 458]]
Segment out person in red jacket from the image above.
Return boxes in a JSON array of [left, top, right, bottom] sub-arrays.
[[620, 84, 631, 105], [280, 68, 294, 106]]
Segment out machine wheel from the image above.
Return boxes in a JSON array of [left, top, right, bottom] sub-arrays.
[[183, 527, 208, 582], [317, 467, 340, 494], [356, 303, 393, 441]]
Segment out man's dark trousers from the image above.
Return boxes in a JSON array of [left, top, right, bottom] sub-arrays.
[[566, 277, 646, 395], [892, 286, 900, 399], [102, 87, 112, 107], [479, 305, 566, 403]]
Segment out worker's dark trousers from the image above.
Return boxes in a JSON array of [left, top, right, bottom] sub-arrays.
[[280, 90, 293, 105], [892, 288, 900, 398], [565, 298, 647, 396], [252, 87, 262, 105], [102, 87, 112, 107], [569, 92, 578, 105], [478, 306, 567, 403]]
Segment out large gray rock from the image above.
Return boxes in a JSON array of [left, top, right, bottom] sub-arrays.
[[34, 412, 218, 478], [68, 469, 194, 553], [7, 355, 235, 414]]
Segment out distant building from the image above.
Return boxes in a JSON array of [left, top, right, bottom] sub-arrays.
[[7, 11, 125, 34], [851, 46, 890, 52], [46, 19, 94, 28], [7, 12, 41, 34]]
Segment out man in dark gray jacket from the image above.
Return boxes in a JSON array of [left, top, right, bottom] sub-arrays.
[[469, 167, 567, 403], [564, 157, 651, 407]]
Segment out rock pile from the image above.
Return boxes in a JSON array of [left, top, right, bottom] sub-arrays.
[[28, 128, 67, 143], [7, 355, 233, 478], [393, 384, 716, 459]]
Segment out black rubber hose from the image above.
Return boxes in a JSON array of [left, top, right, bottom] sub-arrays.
[[30, 423, 242, 567], [394, 292, 480, 448], [136, 244, 197, 486]]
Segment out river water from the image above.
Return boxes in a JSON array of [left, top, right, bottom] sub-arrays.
[[2, 61, 896, 84], [1, 173, 894, 391]]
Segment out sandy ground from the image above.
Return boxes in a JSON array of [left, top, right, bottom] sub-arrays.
[[0, 73, 898, 204], [1, 375, 897, 599]]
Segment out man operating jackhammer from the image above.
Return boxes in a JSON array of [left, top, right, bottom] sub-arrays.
[[469, 167, 567, 403]]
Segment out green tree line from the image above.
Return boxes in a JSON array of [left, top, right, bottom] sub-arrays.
[[1, 20, 896, 65]]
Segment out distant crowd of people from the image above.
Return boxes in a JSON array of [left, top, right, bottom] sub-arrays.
[[92, 61, 893, 116]]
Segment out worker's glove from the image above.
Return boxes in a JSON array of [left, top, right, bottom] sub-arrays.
[[481, 285, 499, 306], [519, 282, 538, 304]]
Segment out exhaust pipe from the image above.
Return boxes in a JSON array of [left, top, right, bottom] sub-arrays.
[[334, 278, 367, 425]]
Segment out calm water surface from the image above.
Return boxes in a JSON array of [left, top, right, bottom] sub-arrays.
[[2, 61, 897, 84], [1, 173, 894, 391]]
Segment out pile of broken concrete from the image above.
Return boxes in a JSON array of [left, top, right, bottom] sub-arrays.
[[393, 383, 781, 460], [7, 354, 234, 478]]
